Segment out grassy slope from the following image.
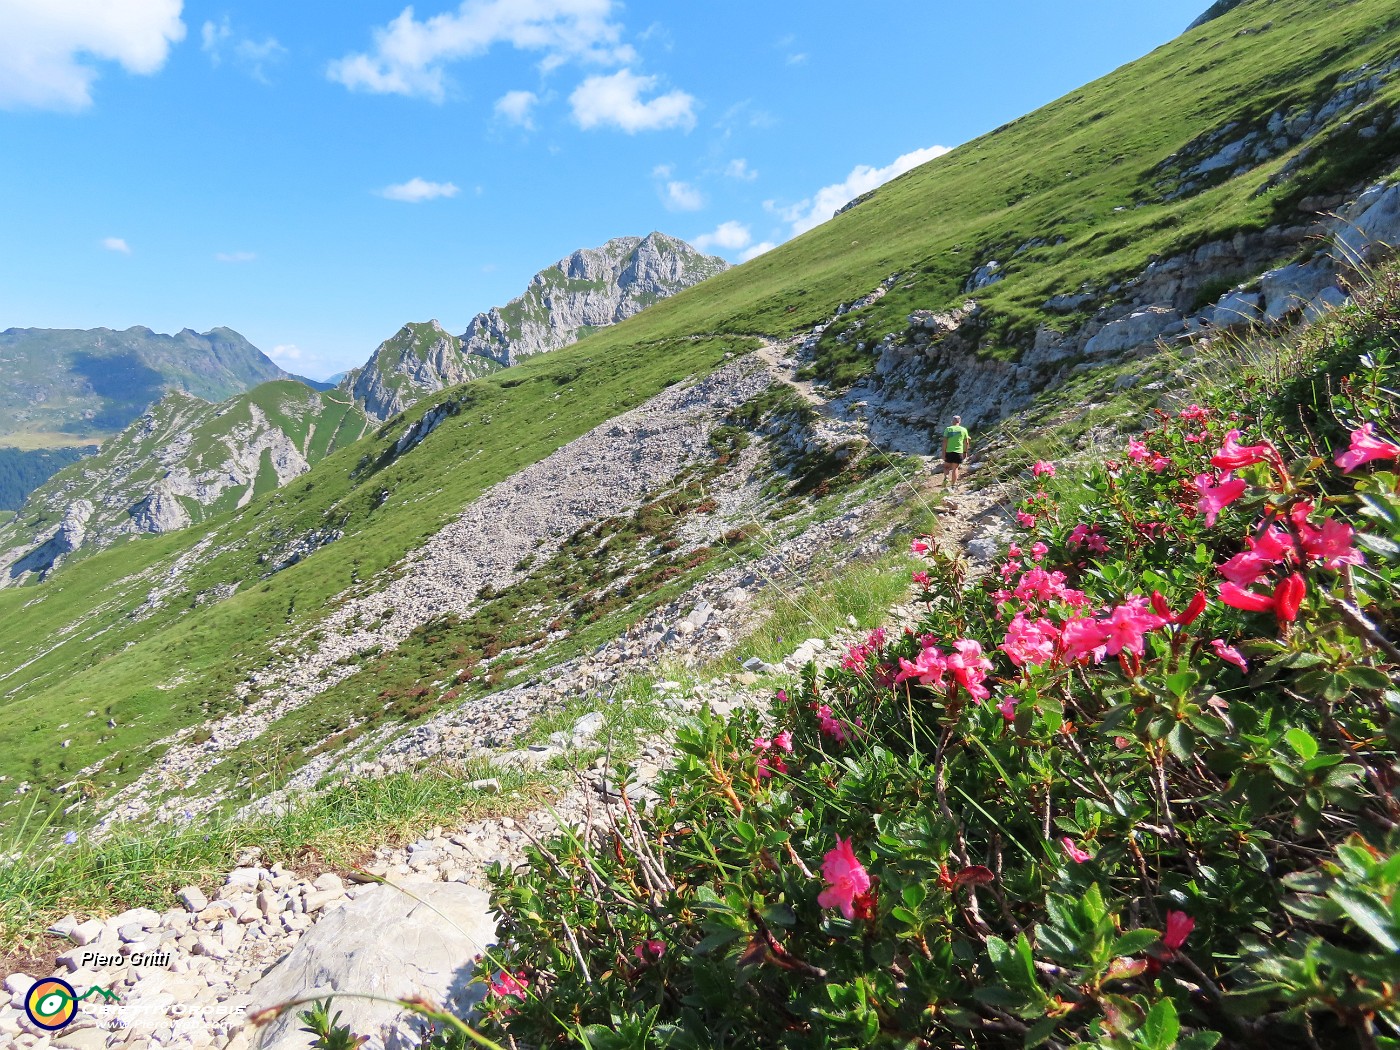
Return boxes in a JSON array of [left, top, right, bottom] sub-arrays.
[[3, 0, 1399, 823], [611, 0, 1400, 352], [0, 335, 747, 818]]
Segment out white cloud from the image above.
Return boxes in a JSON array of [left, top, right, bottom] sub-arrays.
[[0, 0, 185, 111], [215, 251, 256, 263], [101, 237, 131, 255], [201, 17, 284, 83], [570, 69, 694, 133], [269, 344, 303, 362], [724, 158, 757, 181], [379, 178, 460, 203], [786, 52, 807, 65], [740, 241, 776, 262], [693, 220, 751, 254], [780, 144, 950, 236], [329, 0, 633, 102], [651, 163, 673, 179], [494, 88, 538, 128], [664, 180, 703, 212]]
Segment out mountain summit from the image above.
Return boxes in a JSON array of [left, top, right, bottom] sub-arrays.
[[341, 233, 728, 420], [462, 232, 730, 367]]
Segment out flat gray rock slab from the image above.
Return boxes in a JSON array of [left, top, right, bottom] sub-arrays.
[[248, 881, 497, 1050]]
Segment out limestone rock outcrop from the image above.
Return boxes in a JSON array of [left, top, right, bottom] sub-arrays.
[[245, 882, 496, 1050], [461, 232, 729, 368]]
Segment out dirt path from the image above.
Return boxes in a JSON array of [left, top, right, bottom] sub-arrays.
[[752, 339, 827, 409]]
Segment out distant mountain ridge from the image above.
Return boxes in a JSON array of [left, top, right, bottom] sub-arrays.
[[342, 232, 729, 420], [0, 380, 370, 581], [0, 326, 293, 444]]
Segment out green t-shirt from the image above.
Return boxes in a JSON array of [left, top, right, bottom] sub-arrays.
[[944, 425, 970, 453]]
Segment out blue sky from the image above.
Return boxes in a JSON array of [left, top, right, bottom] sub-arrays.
[[0, 1, 1209, 379]]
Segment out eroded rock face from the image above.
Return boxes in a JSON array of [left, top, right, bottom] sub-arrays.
[[344, 322, 494, 423], [6, 499, 94, 579], [128, 486, 192, 534], [0, 383, 366, 584], [247, 882, 496, 1050]]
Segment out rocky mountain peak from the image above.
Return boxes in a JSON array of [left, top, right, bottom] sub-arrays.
[[342, 234, 728, 422], [461, 232, 728, 371]]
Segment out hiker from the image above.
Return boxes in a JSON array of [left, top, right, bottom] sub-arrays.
[[943, 415, 971, 487]]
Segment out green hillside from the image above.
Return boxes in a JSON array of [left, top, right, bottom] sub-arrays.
[[0, 381, 371, 578], [585, 0, 1400, 370], [2, 0, 1398, 830]]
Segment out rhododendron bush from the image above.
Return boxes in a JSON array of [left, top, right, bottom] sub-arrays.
[[482, 295, 1399, 1047]]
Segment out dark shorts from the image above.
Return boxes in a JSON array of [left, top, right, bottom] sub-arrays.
[[944, 451, 964, 464]]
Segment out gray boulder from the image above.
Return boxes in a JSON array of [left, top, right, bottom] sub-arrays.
[[1335, 181, 1400, 266], [247, 882, 497, 1050], [1210, 290, 1263, 329], [1083, 306, 1182, 357], [1261, 257, 1338, 322], [1303, 286, 1350, 321]]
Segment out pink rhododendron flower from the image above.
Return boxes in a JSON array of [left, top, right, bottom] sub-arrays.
[[1059, 616, 1110, 664], [1219, 573, 1306, 623], [1336, 423, 1400, 473], [1179, 404, 1211, 423], [1016, 511, 1037, 529], [1163, 911, 1195, 951], [1128, 438, 1150, 462], [1100, 598, 1166, 658], [1211, 429, 1282, 473], [756, 753, 788, 780], [1300, 516, 1365, 570], [1001, 613, 1058, 668], [1193, 472, 1248, 528], [773, 730, 794, 753], [813, 704, 850, 744], [1219, 582, 1276, 613], [1033, 460, 1056, 478], [1211, 639, 1248, 672], [633, 939, 666, 963], [752, 735, 771, 752], [817, 837, 872, 920], [947, 638, 993, 701], [1150, 590, 1206, 627], [997, 694, 1018, 721], [1014, 567, 1078, 605], [1030, 542, 1049, 561], [775, 689, 788, 704], [1061, 837, 1093, 863], [895, 644, 948, 689], [490, 971, 529, 999], [1150, 454, 1173, 474], [1217, 549, 1274, 587], [1068, 523, 1110, 554], [910, 538, 932, 556], [912, 570, 932, 588]]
